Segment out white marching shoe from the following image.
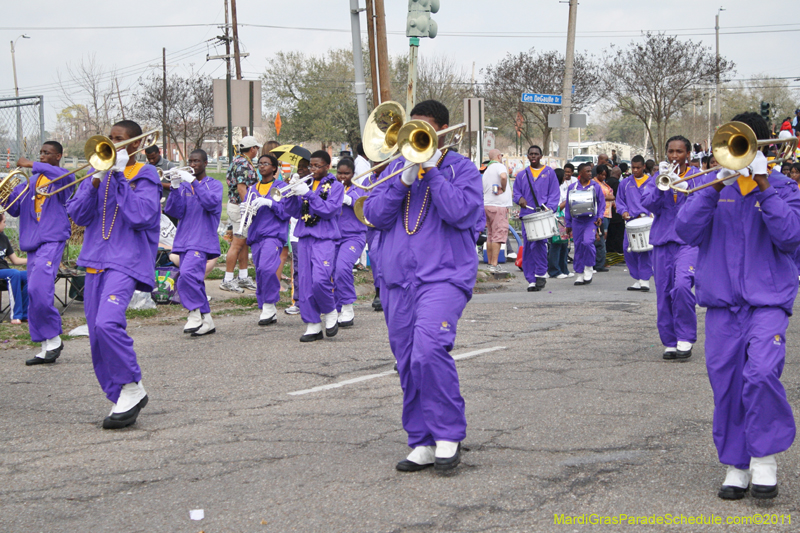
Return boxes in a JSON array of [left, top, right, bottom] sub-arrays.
[[104, 381, 148, 429], [718, 465, 751, 500], [640, 279, 650, 291], [434, 440, 462, 472], [396, 446, 435, 472], [184, 309, 203, 334], [323, 310, 339, 337], [259, 303, 277, 326], [750, 455, 778, 499], [338, 304, 355, 327], [191, 313, 216, 337], [583, 266, 593, 284], [300, 322, 323, 342]]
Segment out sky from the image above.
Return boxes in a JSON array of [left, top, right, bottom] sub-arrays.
[[0, 0, 796, 130]]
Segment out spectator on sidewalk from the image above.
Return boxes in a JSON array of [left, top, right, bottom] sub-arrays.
[[547, 168, 570, 278], [482, 149, 509, 272], [0, 213, 28, 324], [593, 164, 614, 272]]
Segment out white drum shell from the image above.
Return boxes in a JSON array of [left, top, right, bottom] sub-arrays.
[[626, 217, 653, 252], [522, 210, 558, 242], [569, 189, 596, 218]]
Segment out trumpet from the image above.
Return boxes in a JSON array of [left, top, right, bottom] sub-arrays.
[[659, 121, 799, 195], [270, 174, 314, 201], [0, 168, 30, 213], [40, 129, 160, 198], [234, 190, 258, 238], [158, 166, 195, 182], [656, 162, 689, 192]]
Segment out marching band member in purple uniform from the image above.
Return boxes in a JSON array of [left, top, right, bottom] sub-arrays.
[[246, 153, 290, 326], [6, 142, 73, 366], [363, 161, 390, 312], [164, 149, 222, 337], [333, 158, 367, 327], [513, 145, 560, 292], [616, 155, 654, 292], [677, 112, 800, 500], [641, 136, 704, 361], [363, 100, 483, 473], [282, 150, 344, 342], [67, 120, 160, 430], [564, 163, 605, 286]]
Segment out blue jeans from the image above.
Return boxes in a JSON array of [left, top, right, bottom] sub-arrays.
[[0, 269, 28, 320], [595, 217, 610, 269], [547, 241, 570, 276]]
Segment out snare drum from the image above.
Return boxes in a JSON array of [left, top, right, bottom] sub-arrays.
[[522, 209, 558, 241], [626, 217, 653, 252], [568, 188, 596, 218]]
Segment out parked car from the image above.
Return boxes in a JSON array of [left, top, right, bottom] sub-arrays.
[[569, 154, 598, 165]]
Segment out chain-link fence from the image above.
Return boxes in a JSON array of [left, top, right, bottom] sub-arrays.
[[0, 95, 44, 166]]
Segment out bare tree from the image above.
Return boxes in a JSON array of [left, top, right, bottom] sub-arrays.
[[57, 55, 120, 136], [389, 55, 473, 125], [602, 33, 734, 161], [481, 49, 601, 154]]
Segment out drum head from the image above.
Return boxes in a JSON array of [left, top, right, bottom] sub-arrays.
[[626, 217, 652, 230]]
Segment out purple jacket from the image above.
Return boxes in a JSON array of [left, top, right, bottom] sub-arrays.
[[284, 174, 344, 240], [615, 175, 652, 219], [362, 150, 483, 295], [513, 166, 560, 215], [164, 175, 223, 257], [676, 170, 800, 314], [245, 181, 291, 246], [67, 164, 161, 291], [564, 180, 605, 227], [339, 184, 367, 240], [641, 166, 705, 246], [4, 162, 74, 251]]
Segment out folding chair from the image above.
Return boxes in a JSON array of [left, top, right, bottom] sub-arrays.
[[54, 270, 85, 316], [0, 279, 10, 322]]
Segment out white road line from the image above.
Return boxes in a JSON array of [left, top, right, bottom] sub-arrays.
[[287, 345, 507, 396]]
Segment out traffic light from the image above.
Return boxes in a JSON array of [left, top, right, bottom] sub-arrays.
[[760, 101, 771, 122], [406, 0, 439, 39]]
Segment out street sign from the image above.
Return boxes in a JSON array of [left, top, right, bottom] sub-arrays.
[[547, 113, 587, 129], [521, 93, 561, 105]]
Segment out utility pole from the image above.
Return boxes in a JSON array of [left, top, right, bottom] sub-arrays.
[[115, 79, 126, 120], [374, 0, 391, 104], [162, 47, 168, 160], [224, 0, 233, 159], [715, 6, 724, 128], [230, 0, 247, 136], [365, 0, 380, 106], [557, 0, 578, 164], [10, 34, 30, 157], [349, 0, 369, 135]]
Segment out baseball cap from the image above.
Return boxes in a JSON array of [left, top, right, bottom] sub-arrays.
[[238, 136, 260, 149]]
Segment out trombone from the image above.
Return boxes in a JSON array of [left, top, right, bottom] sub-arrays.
[[0, 168, 30, 213], [39, 129, 159, 198], [658, 121, 799, 195]]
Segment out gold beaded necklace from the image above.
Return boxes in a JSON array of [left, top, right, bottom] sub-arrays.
[[403, 149, 448, 235], [101, 165, 136, 240]]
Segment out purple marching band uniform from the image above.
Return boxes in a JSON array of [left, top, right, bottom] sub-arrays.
[[4, 163, 74, 348], [283, 174, 344, 324], [615, 174, 654, 282], [245, 181, 290, 309], [335, 184, 367, 313], [363, 150, 483, 450], [512, 165, 560, 282], [364, 172, 384, 300], [164, 174, 222, 315], [676, 169, 800, 473], [564, 181, 605, 277], [640, 167, 704, 350], [67, 163, 160, 404]]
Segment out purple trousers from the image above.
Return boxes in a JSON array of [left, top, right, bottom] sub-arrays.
[[367, 234, 381, 290], [623, 234, 653, 281], [383, 282, 468, 447], [27, 241, 65, 342], [652, 243, 697, 347], [521, 235, 547, 281], [571, 217, 596, 274], [252, 237, 283, 306], [84, 270, 142, 403], [334, 236, 366, 310], [705, 307, 795, 470], [297, 236, 335, 323], [178, 251, 210, 314]]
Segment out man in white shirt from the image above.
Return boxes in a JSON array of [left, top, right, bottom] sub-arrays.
[[353, 143, 371, 185], [482, 149, 509, 272]]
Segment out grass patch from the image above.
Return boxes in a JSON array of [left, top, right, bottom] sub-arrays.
[[126, 308, 159, 319], [207, 268, 224, 280], [0, 323, 37, 347], [228, 295, 259, 307]]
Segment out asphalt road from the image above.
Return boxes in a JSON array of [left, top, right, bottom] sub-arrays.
[[2, 264, 800, 532]]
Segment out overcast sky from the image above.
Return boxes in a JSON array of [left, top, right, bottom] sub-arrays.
[[0, 0, 796, 128]]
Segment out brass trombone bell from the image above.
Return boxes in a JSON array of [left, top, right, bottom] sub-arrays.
[[353, 196, 374, 228], [0, 168, 30, 213], [397, 120, 438, 164], [363, 101, 406, 162]]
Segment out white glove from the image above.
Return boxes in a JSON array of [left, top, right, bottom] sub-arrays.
[[252, 197, 272, 209], [170, 174, 182, 189], [342, 195, 352, 206], [658, 161, 672, 176], [401, 164, 420, 186], [422, 149, 443, 169], [111, 149, 130, 173], [751, 151, 768, 176], [178, 170, 195, 183], [293, 181, 310, 196], [717, 168, 739, 187]]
